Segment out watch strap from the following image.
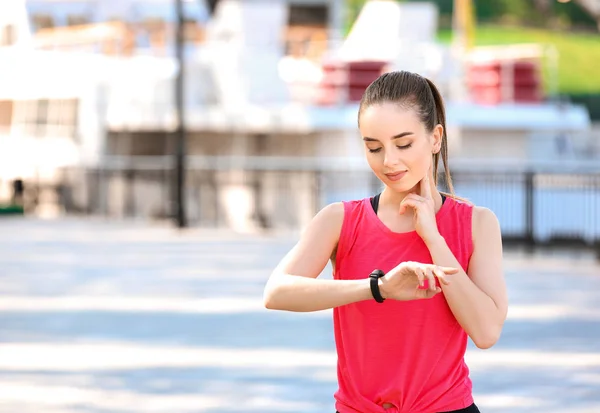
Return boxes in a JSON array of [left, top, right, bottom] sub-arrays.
[[369, 269, 386, 303]]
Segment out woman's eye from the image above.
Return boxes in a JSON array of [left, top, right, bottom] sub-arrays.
[[368, 144, 411, 153]]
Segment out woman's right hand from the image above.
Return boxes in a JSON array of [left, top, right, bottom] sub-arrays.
[[379, 261, 459, 301]]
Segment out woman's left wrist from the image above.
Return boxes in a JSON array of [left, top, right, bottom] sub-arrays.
[[424, 232, 446, 248]]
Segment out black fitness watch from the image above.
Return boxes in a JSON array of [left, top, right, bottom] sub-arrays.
[[369, 269, 386, 303]]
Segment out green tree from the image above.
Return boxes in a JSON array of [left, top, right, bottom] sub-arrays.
[[343, 0, 598, 33]]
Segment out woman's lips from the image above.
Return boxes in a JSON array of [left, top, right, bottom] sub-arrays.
[[385, 171, 407, 181]]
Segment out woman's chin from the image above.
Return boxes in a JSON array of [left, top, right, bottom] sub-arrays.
[[380, 177, 419, 193]]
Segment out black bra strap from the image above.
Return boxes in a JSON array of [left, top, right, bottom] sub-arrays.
[[370, 193, 381, 213]]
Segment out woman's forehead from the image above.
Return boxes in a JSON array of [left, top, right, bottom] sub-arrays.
[[360, 104, 423, 133]]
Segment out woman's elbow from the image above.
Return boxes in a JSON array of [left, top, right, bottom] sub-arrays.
[[263, 286, 278, 310], [263, 278, 286, 310], [473, 336, 498, 350], [472, 326, 503, 350], [263, 294, 282, 310]]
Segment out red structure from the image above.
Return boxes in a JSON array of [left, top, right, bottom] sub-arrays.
[[467, 59, 543, 105], [317, 60, 387, 105]]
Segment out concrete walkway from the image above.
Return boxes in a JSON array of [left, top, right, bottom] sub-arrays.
[[0, 218, 599, 412]]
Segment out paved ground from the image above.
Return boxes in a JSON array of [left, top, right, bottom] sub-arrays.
[[0, 218, 599, 413]]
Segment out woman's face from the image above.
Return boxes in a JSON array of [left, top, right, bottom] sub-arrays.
[[359, 102, 442, 194]]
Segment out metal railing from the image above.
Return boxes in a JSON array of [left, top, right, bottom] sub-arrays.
[[42, 156, 600, 256]]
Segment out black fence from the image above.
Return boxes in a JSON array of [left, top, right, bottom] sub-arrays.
[[448, 171, 600, 250], [35, 161, 600, 256]]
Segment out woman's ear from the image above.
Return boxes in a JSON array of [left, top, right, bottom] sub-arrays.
[[432, 124, 443, 153]]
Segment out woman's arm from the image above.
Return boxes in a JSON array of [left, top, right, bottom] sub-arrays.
[[425, 206, 508, 349], [263, 203, 374, 312]]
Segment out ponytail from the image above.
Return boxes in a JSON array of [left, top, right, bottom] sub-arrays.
[[425, 78, 456, 198]]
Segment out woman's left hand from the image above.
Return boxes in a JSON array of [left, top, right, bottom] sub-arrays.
[[399, 169, 441, 243]]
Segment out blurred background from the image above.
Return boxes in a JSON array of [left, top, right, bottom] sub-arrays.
[[0, 0, 598, 245], [0, 0, 599, 412]]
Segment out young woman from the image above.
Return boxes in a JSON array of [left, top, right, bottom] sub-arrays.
[[263, 71, 508, 413]]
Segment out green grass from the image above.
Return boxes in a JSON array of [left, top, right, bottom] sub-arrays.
[[438, 25, 600, 94], [0, 205, 24, 215]]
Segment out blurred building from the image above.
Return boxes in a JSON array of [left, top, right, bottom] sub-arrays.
[[0, 0, 596, 237]]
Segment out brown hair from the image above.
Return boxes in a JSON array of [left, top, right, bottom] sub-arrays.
[[358, 71, 456, 197]]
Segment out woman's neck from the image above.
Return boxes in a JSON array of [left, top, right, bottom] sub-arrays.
[[380, 183, 444, 214]]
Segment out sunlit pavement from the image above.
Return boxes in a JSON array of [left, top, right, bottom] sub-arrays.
[[1, 218, 599, 413]]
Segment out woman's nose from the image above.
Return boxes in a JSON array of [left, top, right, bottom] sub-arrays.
[[383, 151, 399, 168]]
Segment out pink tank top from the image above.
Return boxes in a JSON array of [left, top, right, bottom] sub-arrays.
[[333, 196, 474, 413]]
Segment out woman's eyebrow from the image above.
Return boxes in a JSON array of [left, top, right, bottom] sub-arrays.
[[362, 132, 414, 142]]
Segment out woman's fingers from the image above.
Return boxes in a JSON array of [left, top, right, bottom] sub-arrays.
[[402, 262, 459, 296], [423, 264, 457, 286], [399, 198, 418, 215], [415, 285, 442, 299], [432, 266, 451, 286], [425, 268, 437, 291], [439, 266, 460, 274], [414, 267, 426, 287]]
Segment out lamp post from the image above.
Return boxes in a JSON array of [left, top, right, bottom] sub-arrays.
[[174, 0, 187, 228]]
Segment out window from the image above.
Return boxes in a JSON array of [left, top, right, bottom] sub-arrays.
[[67, 15, 89, 27], [11, 99, 79, 140], [31, 14, 55, 31]]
